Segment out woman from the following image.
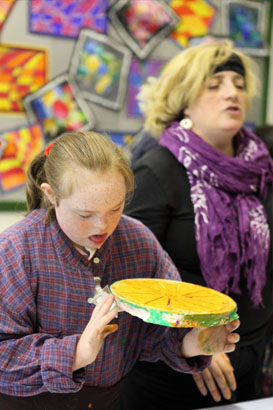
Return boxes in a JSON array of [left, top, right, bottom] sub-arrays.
[[0, 131, 240, 410], [122, 41, 273, 409]]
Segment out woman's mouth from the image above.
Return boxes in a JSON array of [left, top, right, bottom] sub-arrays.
[[226, 106, 241, 115]]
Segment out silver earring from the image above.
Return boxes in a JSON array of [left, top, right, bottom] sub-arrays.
[[180, 118, 192, 130]]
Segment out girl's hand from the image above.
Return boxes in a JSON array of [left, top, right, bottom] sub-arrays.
[[181, 319, 240, 358], [72, 294, 118, 371]]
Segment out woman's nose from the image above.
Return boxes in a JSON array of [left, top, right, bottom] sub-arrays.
[[223, 82, 239, 100]]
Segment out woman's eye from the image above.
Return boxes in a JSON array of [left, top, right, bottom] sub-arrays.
[[79, 214, 91, 219], [235, 83, 245, 90], [208, 84, 219, 89]]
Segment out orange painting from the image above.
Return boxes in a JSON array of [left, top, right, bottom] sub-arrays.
[[0, 43, 48, 113]]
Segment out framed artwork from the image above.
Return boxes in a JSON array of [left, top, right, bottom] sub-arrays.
[[108, 0, 179, 59], [0, 0, 16, 32], [69, 29, 132, 110], [127, 58, 166, 118], [222, 0, 268, 56], [0, 43, 48, 113], [0, 138, 7, 158], [169, 0, 216, 48], [0, 123, 44, 193], [105, 130, 134, 147], [29, 0, 109, 38], [23, 74, 96, 142]]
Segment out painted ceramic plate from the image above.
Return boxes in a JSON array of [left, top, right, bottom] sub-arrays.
[[110, 279, 239, 327]]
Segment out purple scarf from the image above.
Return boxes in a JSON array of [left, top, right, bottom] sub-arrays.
[[159, 121, 273, 306]]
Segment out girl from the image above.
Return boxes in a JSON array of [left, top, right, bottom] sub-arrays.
[[0, 131, 240, 410]]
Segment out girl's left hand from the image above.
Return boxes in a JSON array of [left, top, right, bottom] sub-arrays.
[[181, 319, 240, 358]]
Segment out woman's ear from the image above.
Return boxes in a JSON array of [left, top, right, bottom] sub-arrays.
[[41, 183, 56, 205], [184, 107, 190, 117]]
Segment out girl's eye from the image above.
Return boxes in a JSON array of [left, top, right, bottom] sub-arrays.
[[79, 214, 92, 219], [111, 207, 121, 214]]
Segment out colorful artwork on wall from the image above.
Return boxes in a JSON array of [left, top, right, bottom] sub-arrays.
[[0, 123, 44, 193], [29, 0, 109, 38], [23, 74, 96, 142], [0, 43, 47, 113], [0, 0, 16, 32], [127, 58, 166, 118], [69, 29, 132, 110], [0, 138, 7, 158], [169, 0, 216, 48], [222, 0, 266, 53], [108, 0, 179, 59], [104, 130, 134, 146]]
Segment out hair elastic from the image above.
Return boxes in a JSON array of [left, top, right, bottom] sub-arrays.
[[44, 143, 54, 157]]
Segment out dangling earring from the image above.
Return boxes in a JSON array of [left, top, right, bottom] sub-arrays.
[[180, 118, 192, 130]]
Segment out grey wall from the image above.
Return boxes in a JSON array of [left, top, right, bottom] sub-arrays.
[[0, 0, 272, 203]]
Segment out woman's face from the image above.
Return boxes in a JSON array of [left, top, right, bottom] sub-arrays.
[[185, 71, 247, 154], [53, 168, 126, 251]]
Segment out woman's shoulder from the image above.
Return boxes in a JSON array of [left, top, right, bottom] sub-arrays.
[[133, 145, 188, 182]]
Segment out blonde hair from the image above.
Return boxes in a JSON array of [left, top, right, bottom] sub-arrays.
[[26, 131, 135, 222], [138, 40, 259, 137]]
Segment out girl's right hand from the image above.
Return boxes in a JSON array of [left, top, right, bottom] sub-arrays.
[[72, 294, 118, 371]]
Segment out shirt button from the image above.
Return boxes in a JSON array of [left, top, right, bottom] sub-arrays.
[[93, 257, 100, 264]]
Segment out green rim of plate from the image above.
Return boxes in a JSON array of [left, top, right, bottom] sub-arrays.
[[113, 295, 238, 327]]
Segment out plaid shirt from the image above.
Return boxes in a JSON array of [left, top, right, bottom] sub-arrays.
[[0, 210, 210, 396]]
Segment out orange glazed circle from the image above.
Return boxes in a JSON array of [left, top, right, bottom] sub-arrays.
[[111, 279, 239, 327]]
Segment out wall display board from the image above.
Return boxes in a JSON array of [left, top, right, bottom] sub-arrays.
[[0, 0, 272, 209]]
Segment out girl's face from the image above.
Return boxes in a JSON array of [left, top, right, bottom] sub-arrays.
[[185, 71, 247, 155], [44, 168, 126, 251]]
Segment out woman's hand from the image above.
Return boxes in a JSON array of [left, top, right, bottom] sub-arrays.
[[192, 353, 236, 402], [181, 319, 240, 358], [72, 294, 118, 371]]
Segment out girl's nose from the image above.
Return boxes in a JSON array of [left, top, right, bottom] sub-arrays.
[[93, 215, 108, 231]]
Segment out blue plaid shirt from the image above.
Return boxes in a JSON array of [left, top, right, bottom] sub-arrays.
[[0, 210, 210, 396]]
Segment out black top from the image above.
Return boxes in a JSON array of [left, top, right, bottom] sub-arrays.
[[125, 144, 273, 346]]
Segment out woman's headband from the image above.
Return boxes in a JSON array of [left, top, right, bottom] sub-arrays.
[[214, 53, 245, 78]]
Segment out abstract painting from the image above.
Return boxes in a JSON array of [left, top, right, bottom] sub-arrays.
[[105, 130, 134, 146], [222, 0, 267, 55], [29, 0, 109, 38], [0, 43, 47, 113], [169, 0, 216, 48], [69, 29, 131, 110], [127, 58, 166, 118], [23, 74, 96, 142], [109, 0, 179, 59], [0, 0, 16, 32], [0, 123, 44, 193]]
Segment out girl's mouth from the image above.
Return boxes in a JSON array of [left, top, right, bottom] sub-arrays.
[[88, 234, 108, 245]]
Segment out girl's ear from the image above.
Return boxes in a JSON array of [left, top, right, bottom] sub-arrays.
[[41, 183, 56, 205]]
